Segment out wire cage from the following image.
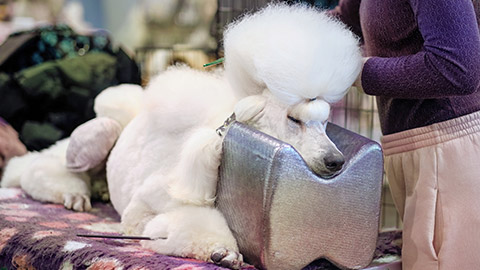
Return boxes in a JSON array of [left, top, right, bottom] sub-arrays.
[[334, 89, 402, 229], [136, 0, 402, 230], [135, 46, 217, 85], [214, 0, 271, 54]]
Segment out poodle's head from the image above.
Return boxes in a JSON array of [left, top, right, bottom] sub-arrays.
[[223, 3, 362, 177], [234, 91, 344, 178]]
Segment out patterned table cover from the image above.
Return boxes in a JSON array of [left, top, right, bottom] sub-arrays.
[[0, 188, 401, 270]]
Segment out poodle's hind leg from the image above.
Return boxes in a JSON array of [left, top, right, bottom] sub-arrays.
[[20, 153, 92, 211], [141, 206, 243, 269]]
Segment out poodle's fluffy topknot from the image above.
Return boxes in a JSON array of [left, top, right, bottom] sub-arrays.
[[224, 3, 362, 106]]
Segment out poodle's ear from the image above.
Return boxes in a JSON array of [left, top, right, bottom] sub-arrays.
[[234, 95, 267, 122]]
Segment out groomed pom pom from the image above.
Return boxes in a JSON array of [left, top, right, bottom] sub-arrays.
[[289, 99, 331, 124], [94, 84, 144, 128]]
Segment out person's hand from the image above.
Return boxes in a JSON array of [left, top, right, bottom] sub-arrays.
[[0, 120, 27, 169], [353, 57, 371, 94]]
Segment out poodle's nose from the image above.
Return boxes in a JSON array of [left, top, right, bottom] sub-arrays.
[[324, 153, 345, 172]]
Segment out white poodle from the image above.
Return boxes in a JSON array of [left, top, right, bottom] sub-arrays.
[[1, 4, 361, 269]]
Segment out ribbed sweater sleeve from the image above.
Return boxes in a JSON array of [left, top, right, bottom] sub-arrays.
[[362, 0, 480, 98], [329, 0, 363, 40]]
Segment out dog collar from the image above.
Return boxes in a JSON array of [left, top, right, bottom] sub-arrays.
[[216, 113, 236, 137]]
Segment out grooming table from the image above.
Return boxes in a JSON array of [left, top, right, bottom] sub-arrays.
[[0, 188, 401, 270], [0, 188, 400, 270]]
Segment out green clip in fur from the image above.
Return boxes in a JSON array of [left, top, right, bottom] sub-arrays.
[[203, 58, 225, 67]]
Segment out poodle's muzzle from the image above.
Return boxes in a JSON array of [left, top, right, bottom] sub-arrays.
[[312, 151, 345, 178]]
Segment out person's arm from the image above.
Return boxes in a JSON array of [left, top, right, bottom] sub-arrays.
[[329, 0, 363, 40], [362, 0, 480, 98], [0, 118, 27, 169]]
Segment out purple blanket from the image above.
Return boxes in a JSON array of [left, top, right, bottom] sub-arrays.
[[0, 188, 401, 270]]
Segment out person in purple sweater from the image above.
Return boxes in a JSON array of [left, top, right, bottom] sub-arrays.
[[331, 0, 480, 269]]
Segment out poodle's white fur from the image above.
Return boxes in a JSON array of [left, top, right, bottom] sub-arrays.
[[1, 4, 362, 269], [224, 4, 361, 105]]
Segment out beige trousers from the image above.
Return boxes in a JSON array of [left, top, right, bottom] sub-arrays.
[[381, 111, 480, 270]]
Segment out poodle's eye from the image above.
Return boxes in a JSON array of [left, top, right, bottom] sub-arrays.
[[287, 115, 301, 125]]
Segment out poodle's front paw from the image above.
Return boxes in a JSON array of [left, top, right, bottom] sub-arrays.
[[211, 247, 244, 269], [63, 193, 91, 211]]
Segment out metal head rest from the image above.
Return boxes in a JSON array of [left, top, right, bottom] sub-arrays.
[[216, 122, 384, 270]]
